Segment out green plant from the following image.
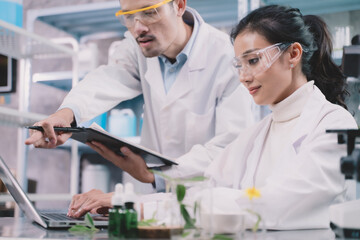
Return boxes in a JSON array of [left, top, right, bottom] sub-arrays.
[[138, 211, 162, 227], [138, 218, 158, 227], [150, 170, 207, 229], [177, 184, 196, 229], [245, 209, 262, 232], [212, 234, 234, 240], [68, 213, 99, 234], [244, 187, 262, 232]]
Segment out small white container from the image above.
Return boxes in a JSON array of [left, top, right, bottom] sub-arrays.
[[81, 164, 110, 193], [108, 108, 137, 138]]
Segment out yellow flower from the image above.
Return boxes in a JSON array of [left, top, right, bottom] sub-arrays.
[[245, 187, 261, 200]]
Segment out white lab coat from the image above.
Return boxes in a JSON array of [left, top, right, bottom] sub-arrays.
[[60, 8, 254, 180], [205, 85, 357, 230]]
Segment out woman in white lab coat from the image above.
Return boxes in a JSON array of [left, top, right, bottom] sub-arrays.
[[204, 5, 358, 230]]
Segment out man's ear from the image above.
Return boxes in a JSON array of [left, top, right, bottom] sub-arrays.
[[173, 0, 187, 17], [289, 42, 303, 68]]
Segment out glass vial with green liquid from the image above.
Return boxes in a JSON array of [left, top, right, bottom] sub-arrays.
[[123, 182, 138, 238], [108, 183, 124, 238]]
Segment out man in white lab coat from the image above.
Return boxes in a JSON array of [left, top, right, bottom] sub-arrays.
[[25, 0, 254, 216]]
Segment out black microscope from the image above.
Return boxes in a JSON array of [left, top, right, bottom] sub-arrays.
[[326, 129, 360, 239]]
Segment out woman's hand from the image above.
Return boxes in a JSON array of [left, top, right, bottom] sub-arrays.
[[68, 189, 113, 218]]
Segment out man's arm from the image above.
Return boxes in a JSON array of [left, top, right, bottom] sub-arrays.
[[25, 108, 75, 148], [163, 84, 255, 180], [60, 33, 142, 126], [26, 35, 142, 148]]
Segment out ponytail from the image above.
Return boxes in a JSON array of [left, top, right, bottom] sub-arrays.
[[303, 15, 348, 109], [230, 5, 348, 109]]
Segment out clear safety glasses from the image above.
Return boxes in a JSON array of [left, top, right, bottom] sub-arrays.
[[233, 43, 292, 77], [115, 0, 173, 28]]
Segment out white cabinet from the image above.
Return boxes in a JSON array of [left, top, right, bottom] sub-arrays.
[[0, 19, 78, 203]]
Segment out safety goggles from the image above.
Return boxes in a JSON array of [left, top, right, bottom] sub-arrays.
[[115, 0, 173, 28], [233, 43, 292, 77]]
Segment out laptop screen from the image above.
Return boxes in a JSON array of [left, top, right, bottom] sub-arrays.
[[0, 156, 108, 228], [0, 156, 47, 227]]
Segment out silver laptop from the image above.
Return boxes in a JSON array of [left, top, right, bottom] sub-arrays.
[[0, 155, 108, 228]]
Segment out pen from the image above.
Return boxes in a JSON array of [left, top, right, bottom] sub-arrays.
[[26, 126, 85, 133]]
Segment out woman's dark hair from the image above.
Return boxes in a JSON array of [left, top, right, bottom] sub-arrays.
[[230, 5, 348, 109]]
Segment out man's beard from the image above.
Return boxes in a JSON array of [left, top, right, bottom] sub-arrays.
[[136, 34, 161, 57]]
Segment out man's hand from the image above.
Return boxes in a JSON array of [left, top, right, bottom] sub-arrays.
[[25, 108, 74, 148], [87, 141, 155, 183], [68, 189, 113, 218]]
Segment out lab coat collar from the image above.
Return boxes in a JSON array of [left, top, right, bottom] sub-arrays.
[[253, 83, 327, 155], [239, 84, 327, 188], [144, 57, 192, 106], [144, 8, 208, 106], [270, 81, 313, 122], [185, 7, 207, 71], [144, 57, 167, 100], [265, 83, 327, 154], [237, 115, 272, 189], [290, 84, 327, 151]]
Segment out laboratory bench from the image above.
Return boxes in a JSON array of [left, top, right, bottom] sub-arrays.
[[0, 217, 355, 240], [0, 217, 108, 239]]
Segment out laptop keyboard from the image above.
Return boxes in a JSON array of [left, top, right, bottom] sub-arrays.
[[41, 212, 83, 221]]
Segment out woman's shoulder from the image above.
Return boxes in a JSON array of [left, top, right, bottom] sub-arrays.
[[322, 101, 358, 129], [309, 85, 357, 129]]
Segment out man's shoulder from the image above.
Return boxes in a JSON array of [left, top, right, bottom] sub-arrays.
[[201, 22, 231, 41], [187, 7, 230, 42], [196, 23, 233, 54]]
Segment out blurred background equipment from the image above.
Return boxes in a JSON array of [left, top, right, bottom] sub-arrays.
[[81, 164, 110, 194], [326, 129, 360, 239], [342, 35, 360, 79]]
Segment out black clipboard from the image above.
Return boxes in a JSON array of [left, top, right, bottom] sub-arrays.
[[27, 125, 178, 167]]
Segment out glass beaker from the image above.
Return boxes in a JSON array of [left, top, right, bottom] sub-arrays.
[[169, 178, 213, 240]]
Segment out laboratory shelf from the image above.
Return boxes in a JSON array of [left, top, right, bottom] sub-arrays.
[[263, 0, 360, 15], [25, 0, 239, 92], [32, 71, 87, 91], [30, 0, 360, 43], [0, 106, 47, 128], [0, 193, 72, 203], [0, 19, 75, 60], [28, 0, 238, 41], [0, 18, 80, 201]]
